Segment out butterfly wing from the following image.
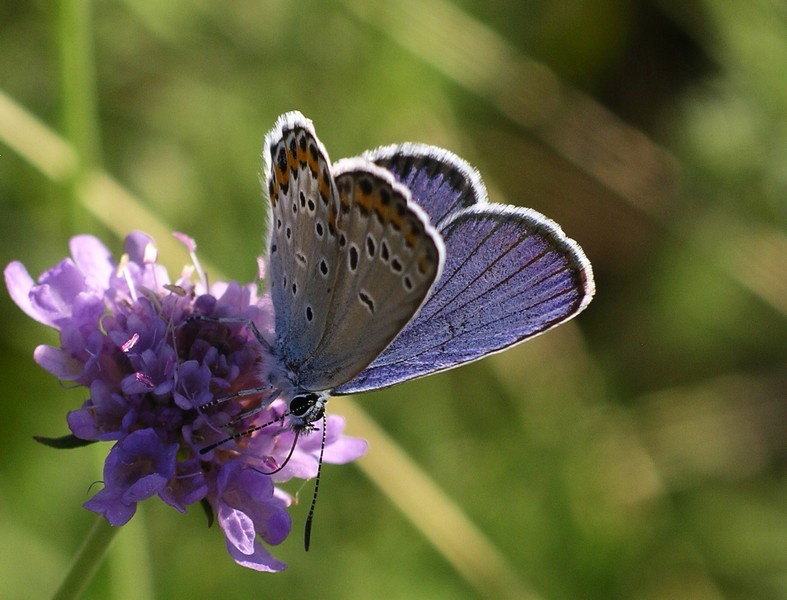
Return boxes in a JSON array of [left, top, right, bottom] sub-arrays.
[[264, 113, 444, 393], [264, 112, 341, 377], [363, 144, 482, 227], [334, 151, 595, 395]]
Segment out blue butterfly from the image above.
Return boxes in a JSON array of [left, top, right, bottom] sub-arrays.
[[261, 111, 595, 429]]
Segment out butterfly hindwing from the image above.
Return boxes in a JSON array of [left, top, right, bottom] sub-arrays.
[[364, 144, 483, 227]]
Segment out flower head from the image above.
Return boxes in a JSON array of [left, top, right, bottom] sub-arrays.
[[4, 232, 367, 572]]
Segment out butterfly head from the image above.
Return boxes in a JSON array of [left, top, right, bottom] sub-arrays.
[[287, 390, 328, 432]]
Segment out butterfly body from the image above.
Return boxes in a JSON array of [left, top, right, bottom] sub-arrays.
[[262, 111, 594, 429]]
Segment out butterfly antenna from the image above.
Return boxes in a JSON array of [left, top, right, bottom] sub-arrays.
[[304, 412, 327, 552], [198, 385, 276, 413]]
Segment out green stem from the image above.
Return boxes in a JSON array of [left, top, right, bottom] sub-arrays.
[[52, 516, 119, 600], [57, 0, 102, 231]]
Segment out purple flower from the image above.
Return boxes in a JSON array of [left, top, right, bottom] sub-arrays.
[[4, 232, 367, 572], [83, 428, 179, 525]]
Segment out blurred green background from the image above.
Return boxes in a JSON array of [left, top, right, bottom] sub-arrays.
[[1, 1, 785, 598]]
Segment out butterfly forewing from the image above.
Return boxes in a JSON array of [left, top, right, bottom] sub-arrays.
[[264, 113, 343, 374], [294, 159, 444, 391], [335, 204, 594, 394]]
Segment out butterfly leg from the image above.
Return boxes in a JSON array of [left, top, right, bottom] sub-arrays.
[[184, 314, 274, 353], [183, 314, 278, 415]]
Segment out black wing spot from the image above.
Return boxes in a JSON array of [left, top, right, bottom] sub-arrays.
[[349, 245, 359, 271], [319, 259, 329, 277], [391, 257, 403, 273], [276, 146, 287, 171], [291, 282, 297, 296], [306, 305, 314, 322], [359, 290, 375, 313], [366, 235, 376, 258], [448, 166, 464, 190], [286, 227, 292, 240], [315, 221, 324, 237], [308, 198, 316, 212], [380, 240, 390, 262], [403, 275, 413, 291]]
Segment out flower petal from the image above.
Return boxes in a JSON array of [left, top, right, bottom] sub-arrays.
[[226, 539, 287, 572], [69, 235, 115, 290], [323, 435, 369, 464], [124, 473, 168, 503], [218, 504, 257, 555], [33, 344, 83, 380], [27, 259, 93, 327], [4, 261, 51, 326], [124, 231, 157, 264], [84, 487, 136, 526]]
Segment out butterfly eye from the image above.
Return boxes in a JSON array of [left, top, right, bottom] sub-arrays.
[[289, 392, 325, 422]]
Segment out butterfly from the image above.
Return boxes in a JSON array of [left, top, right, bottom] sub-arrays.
[[261, 111, 595, 430]]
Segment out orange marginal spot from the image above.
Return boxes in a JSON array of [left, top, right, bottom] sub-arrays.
[[388, 199, 405, 233], [296, 138, 308, 164], [275, 160, 290, 188], [318, 169, 332, 204], [270, 181, 279, 206], [391, 210, 416, 249], [339, 187, 351, 214], [370, 187, 389, 224], [286, 143, 298, 173], [307, 149, 320, 178], [356, 182, 374, 216], [417, 253, 432, 275], [327, 199, 338, 232], [372, 201, 386, 224]]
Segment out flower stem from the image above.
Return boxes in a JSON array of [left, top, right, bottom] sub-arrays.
[[57, 0, 101, 232], [52, 516, 119, 600]]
